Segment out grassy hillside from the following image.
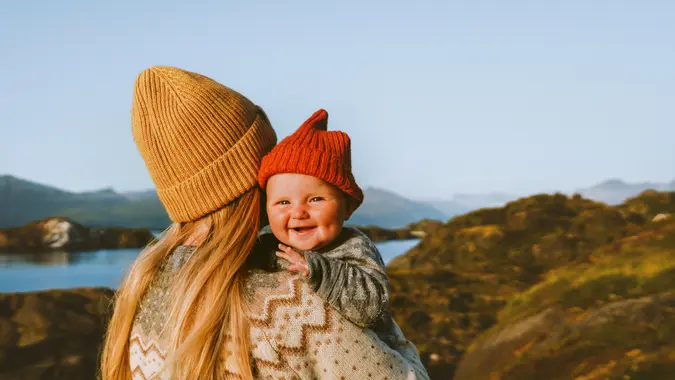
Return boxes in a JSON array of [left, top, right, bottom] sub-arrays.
[[387, 190, 675, 379], [455, 216, 675, 379]]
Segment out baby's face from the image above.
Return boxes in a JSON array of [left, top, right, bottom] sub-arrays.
[[266, 173, 349, 251]]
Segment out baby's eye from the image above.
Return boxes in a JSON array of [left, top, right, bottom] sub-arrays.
[[310, 197, 324, 202], [277, 200, 290, 205]]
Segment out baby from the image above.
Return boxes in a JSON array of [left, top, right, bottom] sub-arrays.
[[256, 109, 412, 349]]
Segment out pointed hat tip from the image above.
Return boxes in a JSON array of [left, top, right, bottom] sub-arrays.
[[301, 109, 329, 131]]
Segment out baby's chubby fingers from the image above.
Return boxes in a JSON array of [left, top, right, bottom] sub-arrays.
[[278, 243, 303, 259], [275, 250, 291, 262]]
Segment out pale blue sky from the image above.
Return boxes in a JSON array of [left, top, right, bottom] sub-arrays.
[[1, 0, 673, 199]]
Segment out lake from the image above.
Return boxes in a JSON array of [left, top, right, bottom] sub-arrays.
[[0, 239, 420, 293]]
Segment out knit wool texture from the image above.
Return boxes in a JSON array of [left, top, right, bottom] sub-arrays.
[[129, 246, 430, 379], [131, 66, 277, 222], [257, 109, 364, 210]]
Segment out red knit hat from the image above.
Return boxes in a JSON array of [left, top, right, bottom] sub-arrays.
[[258, 109, 364, 211]]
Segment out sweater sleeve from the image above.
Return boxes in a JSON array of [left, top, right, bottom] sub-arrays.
[[303, 228, 390, 327]]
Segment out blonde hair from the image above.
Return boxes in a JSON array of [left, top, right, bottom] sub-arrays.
[[100, 188, 261, 380]]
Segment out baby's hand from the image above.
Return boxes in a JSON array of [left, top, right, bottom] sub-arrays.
[[276, 243, 310, 277]]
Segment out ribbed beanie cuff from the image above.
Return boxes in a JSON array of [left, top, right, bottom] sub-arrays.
[[157, 112, 276, 222]]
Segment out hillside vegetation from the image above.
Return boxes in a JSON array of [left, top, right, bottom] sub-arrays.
[[387, 190, 675, 379]]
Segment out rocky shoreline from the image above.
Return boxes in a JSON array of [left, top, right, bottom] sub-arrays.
[[0, 217, 155, 253], [355, 219, 443, 242], [0, 216, 435, 253]]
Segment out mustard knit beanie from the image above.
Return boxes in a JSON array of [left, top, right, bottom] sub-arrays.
[[131, 66, 277, 223]]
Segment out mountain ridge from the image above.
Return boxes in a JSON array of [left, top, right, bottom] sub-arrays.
[[3, 173, 673, 229], [574, 177, 675, 205], [0, 175, 448, 229]]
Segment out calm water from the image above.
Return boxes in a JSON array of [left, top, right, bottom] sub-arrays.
[[0, 239, 420, 293]]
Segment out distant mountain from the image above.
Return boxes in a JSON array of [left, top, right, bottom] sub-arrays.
[[0, 176, 449, 229], [122, 189, 158, 201], [423, 192, 519, 217], [575, 178, 675, 205], [450, 192, 519, 209], [348, 187, 448, 228], [423, 178, 675, 213], [421, 199, 471, 219], [0, 175, 171, 229], [78, 187, 128, 201], [11, 173, 672, 230]]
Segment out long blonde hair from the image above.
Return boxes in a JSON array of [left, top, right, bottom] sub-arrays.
[[100, 188, 261, 380]]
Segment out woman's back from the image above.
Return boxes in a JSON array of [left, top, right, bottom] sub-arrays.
[[130, 244, 428, 379]]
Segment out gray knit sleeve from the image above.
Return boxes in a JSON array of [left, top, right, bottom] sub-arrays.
[[303, 228, 390, 327]]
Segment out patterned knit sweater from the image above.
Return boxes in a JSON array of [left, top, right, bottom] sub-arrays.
[[257, 227, 405, 348], [129, 242, 429, 379]]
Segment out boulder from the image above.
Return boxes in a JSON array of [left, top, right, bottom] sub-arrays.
[[0, 287, 114, 379], [652, 213, 670, 223], [454, 293, 675, 380]]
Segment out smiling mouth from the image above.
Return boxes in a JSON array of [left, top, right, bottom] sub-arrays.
[[291, 226, 316, 233]]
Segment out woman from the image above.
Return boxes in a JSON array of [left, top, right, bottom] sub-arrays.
[[100, 66, 428, 380]]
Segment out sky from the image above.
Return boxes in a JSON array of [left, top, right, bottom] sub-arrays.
[[1, 0, 674, 200]]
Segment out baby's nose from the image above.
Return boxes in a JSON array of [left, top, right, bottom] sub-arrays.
[[290, 204, 309, 218]]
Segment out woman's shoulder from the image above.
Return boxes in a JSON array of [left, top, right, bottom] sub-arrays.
[[243, 269, 315, 321], [241, 270, 429, 379]]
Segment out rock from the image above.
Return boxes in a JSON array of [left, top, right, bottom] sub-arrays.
[[407, 219, 444, 235], [410, 230, 427, 238], [575, 293, 675, 329], [12, 294, 51, 330], [454, 306, 566, 380], [16, 324, 49, 347], [0, 318, 15, 346], [353, 225, 416, 242], [454, 293, 675, 380], [652, 213, 670, 223], [0, 217, 154, 253], [352, 219, 443, 243], [0, 287, 114, 379], [41, 219, 85, 249]]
